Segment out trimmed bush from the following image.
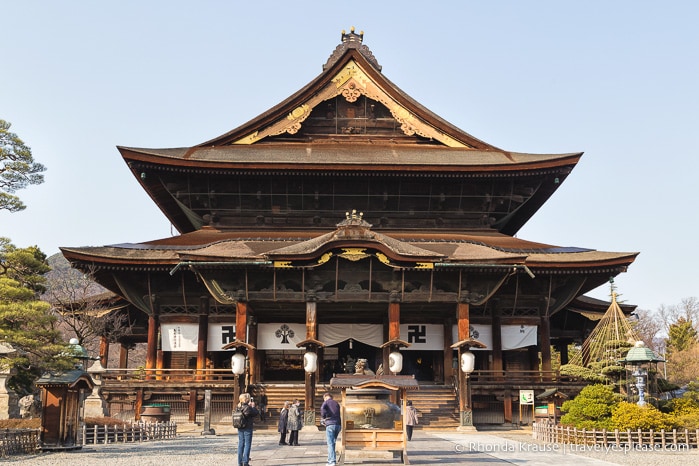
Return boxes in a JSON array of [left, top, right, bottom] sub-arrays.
[[611, 402, 676, 430]]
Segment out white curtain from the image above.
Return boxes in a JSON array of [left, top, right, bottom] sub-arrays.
[[257, 323, 307, 350], [452, 324, 537, 350], [161, 323, 199, 351], [207, 323, 237, 351], [319, 324, 383, 347]]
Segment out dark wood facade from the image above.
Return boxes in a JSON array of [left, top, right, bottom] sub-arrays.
[[61, 30, 637, 426]]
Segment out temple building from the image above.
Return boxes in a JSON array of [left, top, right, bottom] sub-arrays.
[[61, 29, 638, 428]]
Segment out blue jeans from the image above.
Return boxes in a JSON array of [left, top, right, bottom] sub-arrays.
[[237, 426, 253, 465], [325, 423, 341, 464]]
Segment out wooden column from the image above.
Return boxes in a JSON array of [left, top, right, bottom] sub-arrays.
[[99, 335, 109, 368], [539, 316, 552, 374], [491, 308, 503, 375], [503, 390, 513, 424], [559, 342, 569, 366], [248, 322, 258, 386], [234, 301, 248, 403], [145, 295, 159, 378], [119, 343, 129, 369], [443, 321, 454, 383], [388, 302, 400, 341], [189, 390, 197, 422], [456, 302, 472, 427], [304, 300, 317, 428], [197, 296, 210, 381]]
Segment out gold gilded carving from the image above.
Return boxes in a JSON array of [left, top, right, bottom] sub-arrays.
[[339, 248, 369, 261], [375, 252, 391, 265], [318, 252, 333, 265], [288, 104, 310, 120], [274, 261, 293, 268], [233, 131, 260, 145], [415, 262, 434, 269]]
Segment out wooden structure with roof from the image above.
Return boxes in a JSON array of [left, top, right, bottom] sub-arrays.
[[330, 374, 419, 464], [61, 28, 638, 428]]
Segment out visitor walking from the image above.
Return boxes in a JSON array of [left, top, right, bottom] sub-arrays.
[[258, 388, 268, 422], [405, 400, 418, 441], [277, 401, 290, 445], [320, 392, 341, 466], [287, 399, 303, 446], [235, 393, 258, 466]]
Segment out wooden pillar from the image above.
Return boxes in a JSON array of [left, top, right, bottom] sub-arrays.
[[197, 296, 210, 381], [234, 301, 248, 403], [99, 335, 109, 368], [443, 321, 454, 383], [503, 390, 513, 424], [388, 302, 400, 341], [304, 300, 317, 427], [188, 389, 197, 423], [135, 388, 143, 421], [119, 343, 129, 369], [539, 316, 552, 374], [248, 322, 258, 385], [559, 342, 569, 366], [491, 308, 503, 375], [456, 302, 472, 427], [145, 295, 159, 377]]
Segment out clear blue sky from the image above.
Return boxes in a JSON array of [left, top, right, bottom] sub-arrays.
[[2, 1, 698, 312]]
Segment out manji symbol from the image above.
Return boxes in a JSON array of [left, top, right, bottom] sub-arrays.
[[275, 324, 295, 344], [221, 325, 235, 345], [407, 325, 427, 344]]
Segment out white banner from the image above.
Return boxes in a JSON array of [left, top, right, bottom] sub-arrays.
[[319, 324, 383, 347], [452, 324, 537, 351], [161, 323, 199, 352], [400, 324, 444, 350], [258, 323, 307, 350], [207, 323, 237, 351]]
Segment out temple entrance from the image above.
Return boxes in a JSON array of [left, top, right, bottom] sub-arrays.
[[262, 349, 304, 381], [322, 339, 381, 382], [401, 351, 438, 382]]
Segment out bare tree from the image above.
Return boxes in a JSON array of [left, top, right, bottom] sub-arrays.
[[43, 256, 130, 360]]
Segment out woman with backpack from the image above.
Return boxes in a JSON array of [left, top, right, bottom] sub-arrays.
[[287, 399, 303, 446], [235, 393, 259, 466]]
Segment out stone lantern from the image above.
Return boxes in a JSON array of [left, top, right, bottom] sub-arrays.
[[619, 341, 665, 406]]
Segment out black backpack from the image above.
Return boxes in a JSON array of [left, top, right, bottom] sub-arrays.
[[232, 406, 247, 429]]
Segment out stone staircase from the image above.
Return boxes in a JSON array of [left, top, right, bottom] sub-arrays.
[[250, 383, 459, 431]]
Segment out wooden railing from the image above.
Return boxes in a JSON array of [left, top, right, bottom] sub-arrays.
[[0, 429, 39, 458], [102, 368, 237, 383], [81, 421, 177, 445], [533, 422, 699, 449], [469, 370, 581, 385]]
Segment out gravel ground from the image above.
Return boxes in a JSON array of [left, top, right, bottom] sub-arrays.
[[492, 430, 699, 466]]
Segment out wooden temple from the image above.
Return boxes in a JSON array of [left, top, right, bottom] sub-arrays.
[[61, 28, 638, 428]]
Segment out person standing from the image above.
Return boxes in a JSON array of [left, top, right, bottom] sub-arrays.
[[320, 392, 342, 466], [287, 399, 303, 446], [236, 392, 259, 466], [278, 401, 290, 445], [404, 400, 418, 441], [258, 388, 268, 422]]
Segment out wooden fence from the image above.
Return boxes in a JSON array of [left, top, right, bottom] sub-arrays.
[[533, 422, 699, 449], [81, 421, 178, 445], [0, 428, 40, 458]]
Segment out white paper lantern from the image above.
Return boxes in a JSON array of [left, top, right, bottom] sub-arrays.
[[389, 351, 403, 374], [303, 352, 318, 373], [460, 350, 475, 374], [231, 353, 246, 375]]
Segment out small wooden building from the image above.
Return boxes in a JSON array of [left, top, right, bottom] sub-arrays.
[[36, 369, 94, 450]]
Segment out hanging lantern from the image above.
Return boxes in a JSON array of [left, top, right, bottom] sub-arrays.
[[389, 351, 403, 374], [460, 350, 475, 374], [303, 351, 318, 373], [231, 353, 246, 375]]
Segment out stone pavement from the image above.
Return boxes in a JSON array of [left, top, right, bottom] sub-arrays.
[[19, 425, 627, 466]]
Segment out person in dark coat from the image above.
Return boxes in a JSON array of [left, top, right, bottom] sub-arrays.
[[278, 401, 290, 445], [321, 392, 342, 466], [287, 399, 303, 446]]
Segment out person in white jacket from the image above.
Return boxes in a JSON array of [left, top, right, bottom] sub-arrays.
[[405, 400, 418, 441]]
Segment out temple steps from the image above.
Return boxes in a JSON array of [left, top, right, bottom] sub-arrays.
[[250, 383, 459, 431]]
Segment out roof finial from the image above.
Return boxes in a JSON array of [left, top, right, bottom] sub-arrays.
[[341, 26, 364, 43]]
